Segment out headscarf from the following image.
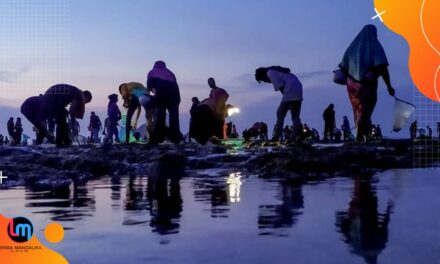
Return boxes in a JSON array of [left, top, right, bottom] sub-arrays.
[[147, 61, 176, 83], [340, 25, 389, 82]]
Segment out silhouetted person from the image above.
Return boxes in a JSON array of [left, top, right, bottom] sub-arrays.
[[427, 125, 433, 139], [147, 61, 182, 144], [375, 125, 382, 139], [119, 82, 154, 144], [342, 116, 352, 141], [21, 84, 92, 146], [0, 134, 4, 146], [323, 104, 336, 141], [336, 177, 393, 264], [14, 117, 23, 145], [4, 136, 9, 145], [410, 121, 417, 140], [103, 94, 121, 144], [188, 97, 200, 142], [255, 66, 303, 141], [191, 78, 229, 144], [7, 117, 14, 143], [437, 122, 440, 139], [339, 25, 395, 142], [88, 112, 102, 143]]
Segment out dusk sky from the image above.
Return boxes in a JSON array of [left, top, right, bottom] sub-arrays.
[[1, 0, 437, 138]]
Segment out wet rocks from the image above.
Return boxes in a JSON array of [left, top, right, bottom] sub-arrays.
[[0, 139, 427, 189]]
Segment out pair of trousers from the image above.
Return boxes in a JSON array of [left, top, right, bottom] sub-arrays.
[[273, 100, 302, 140]]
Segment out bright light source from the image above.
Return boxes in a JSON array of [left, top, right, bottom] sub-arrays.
[[227, 107, 240, 117]]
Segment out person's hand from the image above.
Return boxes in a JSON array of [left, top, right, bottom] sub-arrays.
[[388, 86, 396, 97]]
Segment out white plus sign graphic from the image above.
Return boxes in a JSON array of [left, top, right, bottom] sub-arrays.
[[0, 171, 8, 184], [372, 8, 386, 22]]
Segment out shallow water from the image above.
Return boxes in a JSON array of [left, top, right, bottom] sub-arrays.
[[1, 169, 440, 264]]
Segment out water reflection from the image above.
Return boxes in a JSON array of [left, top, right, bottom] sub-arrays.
[[193, 177, 230, 218], [25, 181, 95, 222], [147, 173, 182, 235], [226, 172, 242, 203], [258, 183, 304, 236], [335, 177, 393, 264]]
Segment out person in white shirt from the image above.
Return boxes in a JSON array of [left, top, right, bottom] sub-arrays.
[[255, 66, 303, 141]]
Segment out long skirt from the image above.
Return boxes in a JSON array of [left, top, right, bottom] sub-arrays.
[[346, 78, 378, 141]]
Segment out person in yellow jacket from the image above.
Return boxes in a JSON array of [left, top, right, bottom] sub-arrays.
[[119, 82, 154, 143]]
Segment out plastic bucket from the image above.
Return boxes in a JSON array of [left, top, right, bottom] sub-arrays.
[[393, 97, 416, 132]]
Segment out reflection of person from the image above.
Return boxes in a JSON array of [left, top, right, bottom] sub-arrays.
[[255, 66, 303, 141], [21, 84, 92, 146], [339, 25, 395, 142], [335, 177, 393, 264], [258, 184, 303, 235], [147, 164, 183, 235]]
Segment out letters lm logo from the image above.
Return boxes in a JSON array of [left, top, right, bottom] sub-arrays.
[[7, 217, 34, 243]]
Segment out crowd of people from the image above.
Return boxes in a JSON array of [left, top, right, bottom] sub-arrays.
[[0, 24, 435, 147]]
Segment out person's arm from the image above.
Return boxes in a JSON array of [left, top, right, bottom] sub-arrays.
[[267, 70, 285, 93], [378, 65, 395, 96], [132, 105, 141, 129]]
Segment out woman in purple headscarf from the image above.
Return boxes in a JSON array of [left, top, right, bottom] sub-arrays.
[[339, 25, 395, 142], [146, 61, 182, 144]]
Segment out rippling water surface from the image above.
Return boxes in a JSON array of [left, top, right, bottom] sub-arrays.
[[1, 169, 440, 264]]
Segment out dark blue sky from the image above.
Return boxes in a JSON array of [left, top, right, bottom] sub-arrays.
[[1, 0, 437, 138]]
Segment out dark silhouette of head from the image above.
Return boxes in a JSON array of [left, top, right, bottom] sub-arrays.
[[208, 77, 216, 89], [83, 90, 92, 103], [255, 67, 270, 83], [108, 94, 118, 102], [192, 97, 199, 104]]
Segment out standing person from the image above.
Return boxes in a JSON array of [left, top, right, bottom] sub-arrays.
[[146, 61, 182, 144], [410, 121, 418, 140], [103, 94, 122, 144], [7, 117, 15, 143], [0, 134, 4, 146], [341, 116, 352, 141], [188, 97, 200, 142], [88, 112, 102, 143], [255, 66, 303, 141], [202, 78, 229, 138], [14, 118, 23, 145], [427, 125, 433, 139], [21, 84, 92, 146], [119, 82, 154, 144], [323, 104, 336, 141], [339, 25, 395, 142], [376, 125, 383, 139], [4, 136, 9, 145], [437, 122, 440, 139]]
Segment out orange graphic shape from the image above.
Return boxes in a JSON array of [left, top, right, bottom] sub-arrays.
[[374, 0, 440, 102], [0, 214, 68, 264], [45, 222, 65, 244]]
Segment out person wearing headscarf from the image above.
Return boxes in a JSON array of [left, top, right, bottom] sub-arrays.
[[339, 25, 396, 142], [103, 94, 122, 143], [119, 82, 154, 144], [146, 61, 182, 144], [255, 66, 303, 141]]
